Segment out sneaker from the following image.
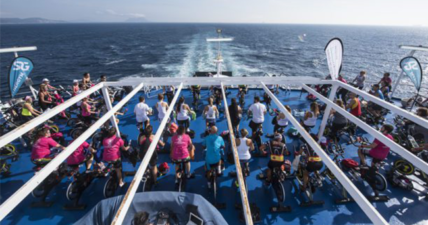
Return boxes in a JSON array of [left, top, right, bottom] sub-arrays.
[[119, 182, 126, 187], [187, 173, 192, 179], [207, 181, 212, 189]]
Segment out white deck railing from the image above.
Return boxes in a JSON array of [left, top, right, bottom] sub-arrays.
[[111, 83, 183, 225], [0, 77, 428, 225], [261, 82, 388, 225], [0, 83, 144, 221], [221, 82, 254, 225]]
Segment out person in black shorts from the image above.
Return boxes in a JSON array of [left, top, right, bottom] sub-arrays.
[[297, 134, 323, 191], [139, 125, 165, 182], [228, 98, 243, 136], [264, 134, 288, 185]]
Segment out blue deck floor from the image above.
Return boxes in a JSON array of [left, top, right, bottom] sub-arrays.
[[1, 88, 428, 225]]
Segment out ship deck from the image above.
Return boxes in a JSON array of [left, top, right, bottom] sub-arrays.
[[1, 88, 427, 225]]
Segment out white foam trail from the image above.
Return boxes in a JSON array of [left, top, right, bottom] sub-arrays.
[[141, 64, 158, 69], [104, 59, 125, 65]]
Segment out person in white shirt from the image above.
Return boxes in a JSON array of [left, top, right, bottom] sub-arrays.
[[134, 96, 151, 130], [176, 97, 192, 129], [248, 96, 267, 136], [236, 128, 255, 163], [155, 93, 169, 122], [203, 97, 219, 128]]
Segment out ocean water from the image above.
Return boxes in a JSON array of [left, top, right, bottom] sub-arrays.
[[1, 23, 428, 99]]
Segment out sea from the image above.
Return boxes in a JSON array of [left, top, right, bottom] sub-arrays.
[[1, 23, 428, 99]]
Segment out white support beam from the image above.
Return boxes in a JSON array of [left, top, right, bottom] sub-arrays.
[[301, 84, 428, 175], [220, 82, 253, 225], [0, 83, 144, 221], [317, 84, 338, 140], [399, 45, 428, 52], [261, 82, 388, 225], [327, 80, 428, 129], [0, 82, 104, 149], [111, 83, 183, 225], [101, 87, 121, 137], [0, 46, 37, 54]]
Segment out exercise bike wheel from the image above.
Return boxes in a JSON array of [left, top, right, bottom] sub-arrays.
[[374, 173, 387, 192], [103, 177, 118, 198], [66, 180, 81, 201], [272, 181, 285, 203], [394, 160, 415, 175], [67, 118, 77, 127], [32, 184, 48, 198], [50, 125, 59, 133]]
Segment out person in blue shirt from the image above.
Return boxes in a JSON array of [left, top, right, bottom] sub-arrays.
[[203, 126, 225, 188]]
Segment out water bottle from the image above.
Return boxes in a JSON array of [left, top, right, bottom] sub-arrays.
[[408, 135, 419, 148]]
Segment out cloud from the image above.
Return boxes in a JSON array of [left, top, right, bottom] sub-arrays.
[[97, 9, 145, 18]]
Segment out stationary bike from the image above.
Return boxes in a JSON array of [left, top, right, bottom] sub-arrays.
[[293, 144, 325, 207], [0, 144, 19, 176], [64, 164, 105, 210], [31, 151, 70, 207], [342, 137, 389, 202]]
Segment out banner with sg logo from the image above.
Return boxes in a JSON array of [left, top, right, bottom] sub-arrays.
[[8, 57, 34, 98]]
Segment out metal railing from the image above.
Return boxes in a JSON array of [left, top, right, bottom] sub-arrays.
[[0, 83, 144, 221], [1, 77, 428, 225], [111, 83, 183, 225], [305, 82, 428, 175], [220, 82, 253, 225], [261, 82, 388, 225]]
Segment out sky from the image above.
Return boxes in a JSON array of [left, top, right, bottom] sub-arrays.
[[1, 0, 428, 26]]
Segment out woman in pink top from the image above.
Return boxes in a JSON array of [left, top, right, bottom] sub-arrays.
[[102, 127, 130, 187], [31, 128, 65, 165], [358, 124, 394, 166], [81, 98, 98, 125], [170, 125, 195, 183], [67, 133, 95, 171]]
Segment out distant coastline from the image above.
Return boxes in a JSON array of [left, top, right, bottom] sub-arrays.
[[0, 17, 151, 24]]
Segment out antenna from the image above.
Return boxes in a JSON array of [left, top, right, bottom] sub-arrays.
[[206, 29, 233, 77]]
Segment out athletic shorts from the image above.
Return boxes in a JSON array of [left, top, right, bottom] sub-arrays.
[[107, 159, 122, 169], [177, 119, 190, 129], [249, 120, 262, 132], [360, 149, 383, 163], [268, 160, 284, 170], [306, 161, 323, 172], [206, 161, 220, 170]]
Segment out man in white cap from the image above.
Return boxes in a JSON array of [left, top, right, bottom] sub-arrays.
[[42, 78, 57, 91]]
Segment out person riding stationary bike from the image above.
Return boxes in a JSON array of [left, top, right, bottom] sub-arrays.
[[358, 124, 394, 167], [297, 134, 323, 192], [139, 125, 165, 184], [31, 127, 65, 166], [263, 134, 289, 186], [102, 127, 131, 187], [203, 97, 220, 129], [191, 81, 201, 105], [203, 126, 225, 188]]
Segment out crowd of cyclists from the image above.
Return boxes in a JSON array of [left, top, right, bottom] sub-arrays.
[[3, 70, 428, 211]]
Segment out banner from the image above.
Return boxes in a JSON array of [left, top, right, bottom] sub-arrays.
[[324, 38, 343, 80], [8, 57, 34, 98], [400, 56, 423, 92]]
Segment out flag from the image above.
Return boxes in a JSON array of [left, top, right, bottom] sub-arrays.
[[324, 38, 344, 80], [8, 57, 34, 98], [400, 56, 423, 92]]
